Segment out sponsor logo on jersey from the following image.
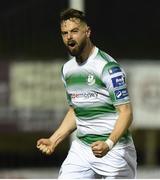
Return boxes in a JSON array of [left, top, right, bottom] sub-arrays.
[[70, 92, 98, 99], [111, 75, 125, 88], [87, 74, 95, 86], [108, 66, 121, 74], [114, 88, 129, 100]]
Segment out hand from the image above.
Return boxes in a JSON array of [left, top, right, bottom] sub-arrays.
[[91, 141, 109, 158], [37, 138, 55, 155]]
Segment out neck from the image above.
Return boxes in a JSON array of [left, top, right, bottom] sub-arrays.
[[76, 41, 95, 64]]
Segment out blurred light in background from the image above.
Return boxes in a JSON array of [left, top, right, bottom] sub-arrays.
[[0, 0, 160, 178]]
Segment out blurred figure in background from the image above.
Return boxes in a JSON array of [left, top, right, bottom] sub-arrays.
[[37, 8, 137, 179]]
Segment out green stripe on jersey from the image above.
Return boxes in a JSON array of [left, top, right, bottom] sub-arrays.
[[65, 73, 106, 87], [78, 130, 132, 145], [78, 134, 109, 144], [74, 104, 116, 118], [102, 61, 120, 76], [98, 50, 113, 62]]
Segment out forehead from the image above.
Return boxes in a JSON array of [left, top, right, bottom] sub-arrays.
[[61, 18, 85, 31]]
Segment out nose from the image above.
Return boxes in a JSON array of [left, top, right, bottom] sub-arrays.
[[67, 32, 72, 40]]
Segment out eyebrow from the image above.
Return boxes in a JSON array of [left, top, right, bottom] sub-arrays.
[[71, 27, 79, 31], [61, 26, 80, 33]]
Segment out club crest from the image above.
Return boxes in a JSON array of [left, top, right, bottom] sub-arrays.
[[87, 74, 95, 85]]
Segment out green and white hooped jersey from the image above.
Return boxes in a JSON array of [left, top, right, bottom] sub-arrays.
[[61, 47, 133, 147]]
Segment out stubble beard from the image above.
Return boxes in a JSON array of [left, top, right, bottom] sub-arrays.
[[67, 45, 79, 56], [67, 40, 86, 57]]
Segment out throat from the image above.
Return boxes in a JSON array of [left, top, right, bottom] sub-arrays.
[[76, 57, 86, 64], [76, 45, 95, 65]]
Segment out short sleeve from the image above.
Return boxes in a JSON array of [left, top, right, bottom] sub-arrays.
[[61, 65, 72, 106], [102, 62, 130, 106]]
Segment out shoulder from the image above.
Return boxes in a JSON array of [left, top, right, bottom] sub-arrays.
[[97, 49, 117, 63], [61, 57, 76, 76], [95, 48, 121, 75]]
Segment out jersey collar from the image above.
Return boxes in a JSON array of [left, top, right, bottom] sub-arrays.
[[73, 46, 99, 65], [88, 46, 99, 62]]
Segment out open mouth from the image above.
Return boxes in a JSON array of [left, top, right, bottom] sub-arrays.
[[68, 41, 76, 48]]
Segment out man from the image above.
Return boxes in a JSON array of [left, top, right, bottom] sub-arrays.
[[37, 8, 137, 179]]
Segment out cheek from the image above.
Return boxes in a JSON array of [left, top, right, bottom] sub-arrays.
[[79, 34, 87, 44], [62, 36, 67, 44], [75, 32, 86, 42]]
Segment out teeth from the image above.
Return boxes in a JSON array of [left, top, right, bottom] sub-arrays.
[[68, 41, 76, 47]]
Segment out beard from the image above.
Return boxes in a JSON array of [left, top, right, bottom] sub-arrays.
[[66, 39, 86, 57]]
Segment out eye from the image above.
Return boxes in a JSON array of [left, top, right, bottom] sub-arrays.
[[61, 31, 67, 36], [72, 29, 79, 33]]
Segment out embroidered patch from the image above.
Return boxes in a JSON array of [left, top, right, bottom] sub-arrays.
[[87, 74, 95, 86], [114, 88, 129, 100], [111, 75, 125, 88], [108, 66, 121, 74]]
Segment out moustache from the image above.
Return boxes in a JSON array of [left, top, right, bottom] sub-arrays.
[[67, 40, 77, 47]]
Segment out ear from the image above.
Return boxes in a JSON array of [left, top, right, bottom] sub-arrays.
[[86, 26, 91, 38]]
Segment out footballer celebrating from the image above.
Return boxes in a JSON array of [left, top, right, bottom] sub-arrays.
[[37, 8, 137, 179]]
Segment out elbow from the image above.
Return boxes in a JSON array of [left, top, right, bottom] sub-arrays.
[[130, 111, 133, 124]]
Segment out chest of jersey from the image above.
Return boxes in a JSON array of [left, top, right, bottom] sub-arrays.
[[64, 63, 111, 107]]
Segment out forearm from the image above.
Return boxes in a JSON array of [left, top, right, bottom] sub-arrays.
[[109, 103, 133, 145], [49, 107, 76, 147]]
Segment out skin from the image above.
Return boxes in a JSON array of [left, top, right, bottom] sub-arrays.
[[37, 18, 133, 158], [91, 103, 133, 157], [61, 18, 94, 64], [37, 107, 76, 155]]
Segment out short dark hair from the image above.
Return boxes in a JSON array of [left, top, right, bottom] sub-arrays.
[[60, 8, 88, 24]]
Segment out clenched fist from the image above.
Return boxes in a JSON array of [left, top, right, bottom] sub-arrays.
[[37, 138, 55, 155], [91, 141, 109, 158]]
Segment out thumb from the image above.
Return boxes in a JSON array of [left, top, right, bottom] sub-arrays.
[[91, 141, 99, 148], [37, 138, 50, 147]]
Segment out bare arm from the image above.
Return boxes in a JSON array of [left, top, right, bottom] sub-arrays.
[[108, 102, 133, 144], [91, 103, 133, 157], [50, 106, 76, 146], [37, 107, 76, 155]]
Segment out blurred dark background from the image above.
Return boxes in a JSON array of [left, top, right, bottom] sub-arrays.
[[0, 0, 160, 59], [0, 0, 160, 176]]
